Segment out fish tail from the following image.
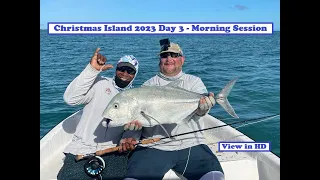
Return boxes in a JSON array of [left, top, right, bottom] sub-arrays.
[[215, 78, 239, 118]]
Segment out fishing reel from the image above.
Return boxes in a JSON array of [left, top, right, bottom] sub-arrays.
[[84, 156, 106, 180]]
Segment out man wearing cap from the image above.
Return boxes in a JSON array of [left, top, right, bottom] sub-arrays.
[[57, 48, 141, 180], [123, 39, 224, 180]]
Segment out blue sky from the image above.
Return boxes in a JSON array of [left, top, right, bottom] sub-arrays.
[[40, 0, 280, 31]]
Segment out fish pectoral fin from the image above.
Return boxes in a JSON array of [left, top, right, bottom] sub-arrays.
[[140, 111, 173, 139]]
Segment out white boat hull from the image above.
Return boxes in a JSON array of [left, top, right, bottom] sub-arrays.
[[40, 109, 280, 180]]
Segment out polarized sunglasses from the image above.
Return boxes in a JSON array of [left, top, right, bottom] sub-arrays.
[[116, 66, 136, 75], [160, 52, 181, 58]]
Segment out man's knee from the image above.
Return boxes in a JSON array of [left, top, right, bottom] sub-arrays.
[[126, 147, 175, 180], [199, 171, 225, 180]]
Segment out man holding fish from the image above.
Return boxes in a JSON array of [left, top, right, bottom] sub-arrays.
[[57, 48, 142, 180], [120, 39, 224, 180]]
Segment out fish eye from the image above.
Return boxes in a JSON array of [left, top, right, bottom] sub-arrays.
[[114, 103, 119, 109]]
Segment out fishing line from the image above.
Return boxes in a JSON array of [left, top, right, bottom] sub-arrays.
[[76, 114, 279, 179], [205, 114, 280, 136], [205, 134, 280, 173], [162, 114, 279, 177], [76, 114, 280, 162], [181, 147, 191, 176], [178, 115, 279, 177], [158, 114, 280, 141], [233, 115, 279, 129], [217, 115, 279, 141], [204, 135, 279, 173], [217, 117, 239, 121], [201, 115, 280, 169]]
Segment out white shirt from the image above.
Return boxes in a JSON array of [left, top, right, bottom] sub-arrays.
[[123, 71, 209, 151], [63, 64, 129, 155]]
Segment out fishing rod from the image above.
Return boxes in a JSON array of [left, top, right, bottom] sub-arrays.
[[75, 114, 279, 161]]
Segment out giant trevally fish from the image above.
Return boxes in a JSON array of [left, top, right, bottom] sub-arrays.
[[102, 78, 239, 128]]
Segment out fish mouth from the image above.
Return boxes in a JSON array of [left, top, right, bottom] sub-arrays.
[[102, 118, 112, 128]]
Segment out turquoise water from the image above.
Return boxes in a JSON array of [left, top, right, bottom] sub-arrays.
[[40, 30, 280, 156]]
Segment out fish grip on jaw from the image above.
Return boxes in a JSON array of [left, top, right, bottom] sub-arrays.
[[140, 111, 175, 140]]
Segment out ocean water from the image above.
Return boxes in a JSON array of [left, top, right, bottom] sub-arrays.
[[40, 30, 280, 157]]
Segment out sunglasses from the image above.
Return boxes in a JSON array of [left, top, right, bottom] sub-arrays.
[[116, 66, 136, 75], [160, 52, 181, 58]]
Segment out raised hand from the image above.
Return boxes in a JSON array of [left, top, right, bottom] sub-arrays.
[[90, 47, 113, 71]]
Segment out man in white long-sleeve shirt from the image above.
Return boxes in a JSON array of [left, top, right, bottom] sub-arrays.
[[123, 39, 224, 180], [57, 48, 142, 180]]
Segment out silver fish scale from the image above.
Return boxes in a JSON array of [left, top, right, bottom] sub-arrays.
[[103, 77, 239, 127], [103, 85, 204, 127]]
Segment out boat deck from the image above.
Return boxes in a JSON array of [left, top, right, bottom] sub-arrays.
[[40, 112, 279, 180], [40, 141, 259, 180]]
